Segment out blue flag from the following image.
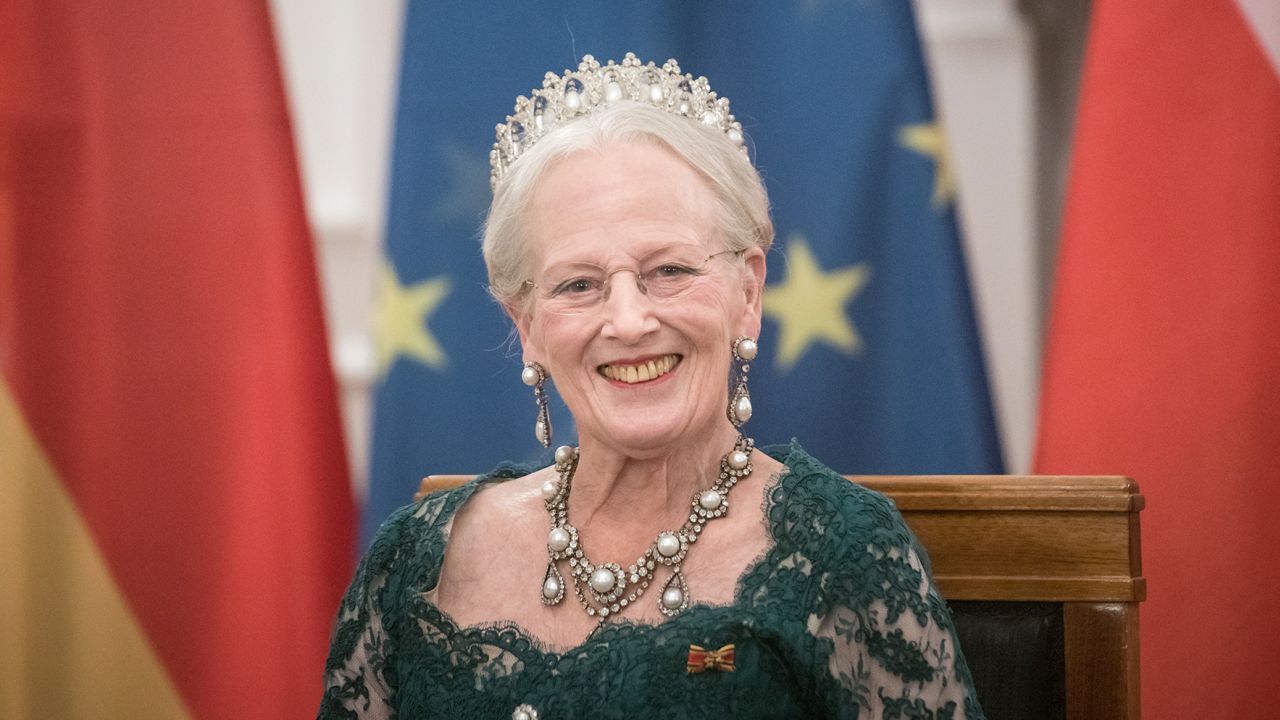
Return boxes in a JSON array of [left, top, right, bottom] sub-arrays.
[[368, 1, 1003, 542]]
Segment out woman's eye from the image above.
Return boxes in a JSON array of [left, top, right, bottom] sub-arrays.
[[654, 264, 695, 278], [554, 278, 597, 295]]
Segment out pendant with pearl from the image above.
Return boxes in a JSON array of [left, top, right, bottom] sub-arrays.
[[539, 436, 755, 622]]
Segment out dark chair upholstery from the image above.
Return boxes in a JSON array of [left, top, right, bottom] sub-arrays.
[[417, 473, 1145, 720], [951, 600, 1065, 720]]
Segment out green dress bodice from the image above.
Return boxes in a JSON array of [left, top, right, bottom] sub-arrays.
[[319, 443, 985, 719]]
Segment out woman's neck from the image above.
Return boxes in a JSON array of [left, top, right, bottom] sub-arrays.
[[566, 422, 743, 554]]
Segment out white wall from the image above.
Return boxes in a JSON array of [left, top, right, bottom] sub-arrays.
[[269, 0, 1055, 487], [916, 0, 1041, 472], [270, 0, 405, 498]]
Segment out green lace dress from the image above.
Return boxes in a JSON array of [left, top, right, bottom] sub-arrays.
[[319, 443, 985, 719]]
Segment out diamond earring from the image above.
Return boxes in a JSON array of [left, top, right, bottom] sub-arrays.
[[522, 361, 552, 447], [727, 337, 757, 427]]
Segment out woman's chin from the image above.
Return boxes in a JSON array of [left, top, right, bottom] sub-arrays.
[[605, 425, 682, 452]]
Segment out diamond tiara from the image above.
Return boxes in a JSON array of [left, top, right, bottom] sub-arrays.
[[489, 52, 746, 189]]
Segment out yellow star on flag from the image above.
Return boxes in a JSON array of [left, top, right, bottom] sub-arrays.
[[763, 234, 870, 372], [898, 121, 957, 206], [375, 261, 451, 376]]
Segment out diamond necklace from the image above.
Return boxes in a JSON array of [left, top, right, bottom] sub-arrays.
[[538, 436, 755, 623]]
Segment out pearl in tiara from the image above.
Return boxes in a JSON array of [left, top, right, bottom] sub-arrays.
[[489, 52, 746, 189]]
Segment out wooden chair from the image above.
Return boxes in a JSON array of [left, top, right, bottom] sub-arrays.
[[417, 473, 1145, 720]]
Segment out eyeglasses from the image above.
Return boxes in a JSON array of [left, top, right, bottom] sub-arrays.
[[522, 247, 744, 315]]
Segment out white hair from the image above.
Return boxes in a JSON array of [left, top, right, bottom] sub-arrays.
[[482, 101, 774, 308]]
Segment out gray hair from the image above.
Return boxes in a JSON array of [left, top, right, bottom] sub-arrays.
[[482, 101, 774, 309]]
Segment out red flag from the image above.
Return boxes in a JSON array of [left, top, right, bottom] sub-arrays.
[[1036, 1, 1280, 717], [0, 2, 355, 718]]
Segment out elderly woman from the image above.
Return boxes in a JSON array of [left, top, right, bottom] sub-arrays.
[[320, 54, 983, 719]]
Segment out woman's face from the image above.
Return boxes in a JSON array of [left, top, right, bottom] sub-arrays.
[[514, 140, 765, 454]]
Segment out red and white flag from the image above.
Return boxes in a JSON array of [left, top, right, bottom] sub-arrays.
[[1037, 1, 1280, 717]]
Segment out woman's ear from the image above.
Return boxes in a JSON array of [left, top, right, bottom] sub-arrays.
[[738, 247, 767, 339], [505, 300, 543, 363]]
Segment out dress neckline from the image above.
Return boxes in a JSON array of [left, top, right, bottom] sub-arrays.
[[413, 444, 800, 658]]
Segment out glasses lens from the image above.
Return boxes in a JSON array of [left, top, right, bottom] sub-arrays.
[[538, 266, 606, 313], [640, 262, 707, 299], [533, 246, 736, 313]]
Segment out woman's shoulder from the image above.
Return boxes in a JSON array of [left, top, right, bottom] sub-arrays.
[[769, 441, 906, 524], [361, 460, 549, 583], [764, 440, 918, 562]]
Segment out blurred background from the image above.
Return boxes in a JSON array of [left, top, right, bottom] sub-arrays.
[[4, 1, 1276, 719]]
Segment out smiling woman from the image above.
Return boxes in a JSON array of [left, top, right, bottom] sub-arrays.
[[511, 140, 764, 456], [318, 53, 986, 720]]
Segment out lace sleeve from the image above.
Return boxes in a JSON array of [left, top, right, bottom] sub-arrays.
[[813, 536, 983, 719], [317, 507, 416, 720], [757, 447, 984, 720]]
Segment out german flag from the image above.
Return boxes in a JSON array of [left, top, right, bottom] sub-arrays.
[[1, 2, 355, 718]]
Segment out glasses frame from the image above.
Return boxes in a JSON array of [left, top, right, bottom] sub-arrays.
[[520, 248, 745, 313]]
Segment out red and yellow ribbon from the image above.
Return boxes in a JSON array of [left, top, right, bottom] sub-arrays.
[[686, 643, 736, 673]]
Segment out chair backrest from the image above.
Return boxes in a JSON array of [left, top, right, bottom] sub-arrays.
[[416, 473, 1145, 720]]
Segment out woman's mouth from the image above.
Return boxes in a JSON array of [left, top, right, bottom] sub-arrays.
[[598, 354, 681, 384]]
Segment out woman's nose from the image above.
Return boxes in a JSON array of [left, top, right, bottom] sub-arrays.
[[600, 271, 659, 343]]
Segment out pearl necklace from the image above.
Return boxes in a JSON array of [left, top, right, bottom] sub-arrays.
[[539, 436, 755, 622]]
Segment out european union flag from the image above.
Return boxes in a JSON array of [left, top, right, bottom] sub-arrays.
[[367, 1, 1003, 542]]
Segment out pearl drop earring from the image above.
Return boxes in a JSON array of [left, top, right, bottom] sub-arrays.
[[728, 337, 757, 427], [522, 361, 552, 447]]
